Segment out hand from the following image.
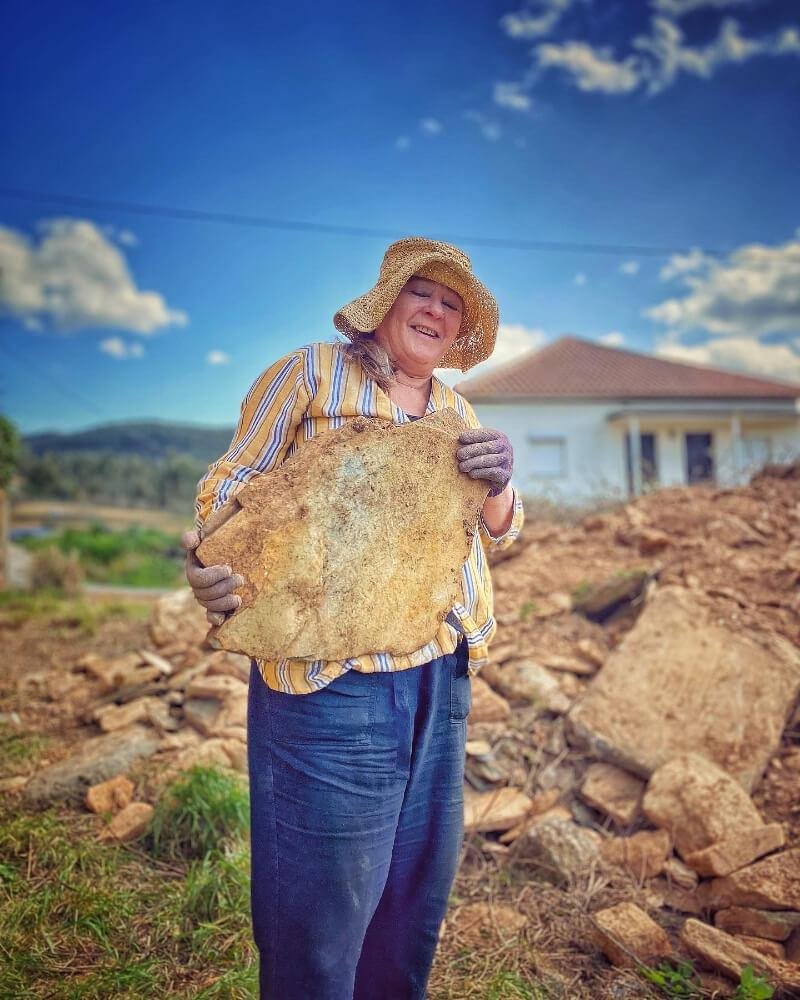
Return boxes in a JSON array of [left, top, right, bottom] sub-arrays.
[[457, 427, 513, 498], [181, 528, 244, 627]]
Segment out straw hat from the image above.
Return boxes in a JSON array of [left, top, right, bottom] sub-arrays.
[[333, 237, 499, 371]]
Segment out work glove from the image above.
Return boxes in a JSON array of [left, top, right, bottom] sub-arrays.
[[182, 504, 243, 626], [457, 427, 514, 497]]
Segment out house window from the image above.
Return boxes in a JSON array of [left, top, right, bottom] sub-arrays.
[[686, 432, 714, 483], [528, 436, 566, 478], [625, 432, 659, 493]]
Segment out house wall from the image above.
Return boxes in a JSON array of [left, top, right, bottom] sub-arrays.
[[471, 400, 800, 502]]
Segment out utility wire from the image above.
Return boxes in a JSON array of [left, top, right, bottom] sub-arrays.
[[0, 185, 727, 259]]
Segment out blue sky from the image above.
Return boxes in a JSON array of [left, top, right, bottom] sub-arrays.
[[1, 0, 799, 433]]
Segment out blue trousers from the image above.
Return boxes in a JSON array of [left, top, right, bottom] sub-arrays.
[[247, 641, 471, 1000]]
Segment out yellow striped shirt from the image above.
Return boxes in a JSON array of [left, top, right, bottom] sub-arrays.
[[195, 341, 524, 694]]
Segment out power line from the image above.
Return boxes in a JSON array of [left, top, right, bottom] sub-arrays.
[[0, 185, 727, 259]]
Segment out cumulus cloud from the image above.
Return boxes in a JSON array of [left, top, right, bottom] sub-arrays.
[[652, 0, 750, 15], [438, 323, 547, 385], [647, 237, 800, 338], [100, 337, 145, 360], [500, 0, 574, 39], [494, 81, 533, 111], [206, 350, 231, 365], [537, 41, 642, 93], [620, 260, 640, 275], [573, 272, 587, 285], [463, 110, 503, 141], [420, 118, 442, 135], [655, 334, 800, 380], [598, 331, 625, 346], [0, 219, 187, 333]]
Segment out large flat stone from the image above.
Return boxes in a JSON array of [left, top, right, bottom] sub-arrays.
[[705, 848, 800, 912], [567, 587, 800, 790], [593, 902, 672, 969], [198, 409, 487, 661], [24, 726, 160, 807], [680, 919, 800, 992]]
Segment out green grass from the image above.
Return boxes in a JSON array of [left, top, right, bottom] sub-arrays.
[[0, 769, 258, 999], [18, 523, 185, 588], [0, 588, 151, 634], [0, 725, 51, 779]]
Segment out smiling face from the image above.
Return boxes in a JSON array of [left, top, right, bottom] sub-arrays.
[[373, 276, 464, 377]]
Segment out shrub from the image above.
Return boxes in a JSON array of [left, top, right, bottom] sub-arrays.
[[29, 547, 84, 595]]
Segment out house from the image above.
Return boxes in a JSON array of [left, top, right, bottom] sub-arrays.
[[455, 336, 800, 501]]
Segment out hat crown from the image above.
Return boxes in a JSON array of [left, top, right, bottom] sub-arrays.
[[380, 237, 473, 279]]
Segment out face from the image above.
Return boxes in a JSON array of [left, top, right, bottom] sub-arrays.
[[374, 276, 463, 377]]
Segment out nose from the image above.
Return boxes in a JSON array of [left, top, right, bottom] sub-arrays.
[[424, 295, 445, 319]]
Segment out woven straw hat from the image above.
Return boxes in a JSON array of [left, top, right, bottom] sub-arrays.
[[333, 237, 499, 371]]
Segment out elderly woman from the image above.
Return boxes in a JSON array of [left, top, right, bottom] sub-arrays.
[[183, 238, 523, 1000]]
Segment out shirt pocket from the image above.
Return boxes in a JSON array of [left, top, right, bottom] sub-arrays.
[[266, 669, 376, 746]]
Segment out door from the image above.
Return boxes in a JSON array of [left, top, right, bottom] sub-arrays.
[[685, 432, 714, 483], [625, 432, 658, 494]]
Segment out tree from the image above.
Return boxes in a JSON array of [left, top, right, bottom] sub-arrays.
[[0, 415, 21, 589]]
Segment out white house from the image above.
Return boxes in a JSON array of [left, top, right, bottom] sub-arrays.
[[455, 337, 800, 502]]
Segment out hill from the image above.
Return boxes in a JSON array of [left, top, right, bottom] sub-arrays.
[[24, 421, 235, 464]]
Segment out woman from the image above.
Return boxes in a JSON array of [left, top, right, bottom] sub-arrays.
[[183, 237, 523, 999]]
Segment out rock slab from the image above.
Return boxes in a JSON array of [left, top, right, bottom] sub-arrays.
[[593, 902, 672, 969], [705, 848, 800, 912], [568, 586, 800, 790]]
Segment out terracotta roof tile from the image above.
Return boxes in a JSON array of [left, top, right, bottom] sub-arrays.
[[455, 337, 800, 401]]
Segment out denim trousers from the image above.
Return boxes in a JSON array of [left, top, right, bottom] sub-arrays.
[[246, 640, 471, 1000]]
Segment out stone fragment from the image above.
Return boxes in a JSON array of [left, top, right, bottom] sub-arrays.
[[210, 696, 248, 734], [684, 824, 786, 878], [541, 654, 595, 676], [183, 697, 222, 736], [705, 849, 800, 912], [94, 696, 164, 733], [449, 903, 526, 948], [599, 829, 672, 879], [580, 762, 644, 826], [663, 857, 700, 891], [487, 659, 571, 713], [592, 902, 672, 969], [786, 928, 800, 964], [468, 677, 511, 723], [463, 786, 532, 833], [510, 818, 601, 885], [715, 908, 800, 943], [99, 802, 154, 843], [643, 753, 764, 858], [24, 726, 160, 807], [567, 587, 800, 790], [85, 775, 134, 815], [680, 918, 800, 992], [197, 410, 488, 661], [572, 569, 651, 622], [205, 651, 251, 682], [149, 588, 209, 649], [575, 637, 606, 668], [145, 700, 180, 734], [174, 739, 240, 774], [734, 936, 786, 960], [185, 674, 248, 702], [649, 879, 705, 915], [78, 651, 144, 693], [137, 649, 174, 675]]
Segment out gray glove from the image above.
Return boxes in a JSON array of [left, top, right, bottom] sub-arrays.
[[457, 428, 514, 497], [182, 527, 244, 626]]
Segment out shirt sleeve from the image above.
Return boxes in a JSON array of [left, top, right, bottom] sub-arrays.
[[456, 393, 525, 552], [194, 350, 310, 528]]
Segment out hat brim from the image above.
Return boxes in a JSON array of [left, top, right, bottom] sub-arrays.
[[333, 251, 498, 372]]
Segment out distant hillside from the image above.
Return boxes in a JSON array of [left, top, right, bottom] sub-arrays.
[[24, 421, 235, 464]]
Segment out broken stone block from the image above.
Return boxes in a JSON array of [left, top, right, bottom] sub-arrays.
[[705, 848, 800, 912], [786, 928, 800, 964], [680, 918, 800, 992], [448, 903, 526, 948], [205, 651, 251, 682], [210, 696, 247, 734], [593, 901, 673, 969], [715, 908, 800, 942], [183, 697, 222, 736], [580, 762, 644, 826], [85, 775, 134, 815], [663, 856, 700, 891], [99, 802, 154, 843], [575, 637, 606, 669], [599, 829, 672, 880], [734, 935, 786, 961], [643, 754, 765, 859], [572, 569, 651, 622], [684, 824, 786, 878], [486, 659, 571, 713], [649, 879, 705, 915], [94, 696, 164, 733], [197, 410, 488, 661], [137, 649, 174, 676], [541, 654, 595, 676], [175, 739, 240, 774], [468, 677, 511, 723], [567, 587, 800, 790], [510, 817, 601, 885], [24, 726, 160, 807], [185, 674, 248, 702], [463, 786, 532, 833], [149, 588, 210, 649]]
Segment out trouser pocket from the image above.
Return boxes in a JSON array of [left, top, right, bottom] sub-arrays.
[[449, 641, 472, 722]]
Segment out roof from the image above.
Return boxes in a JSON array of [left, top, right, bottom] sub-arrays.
[[455, 336, 800, 402]]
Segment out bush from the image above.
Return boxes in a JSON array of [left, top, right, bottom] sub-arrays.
[[148, 766, 249, 861], [29, 547, 84, 596]]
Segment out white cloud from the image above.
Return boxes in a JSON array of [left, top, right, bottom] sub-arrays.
[[599, 331, 625, 346], [116, 229, 139, 247], [647, 237, 800, 338], [463, 110, 503, 141], [420, 118, 442, 135], [620, 260, 640, 275], [440, 323, 547, 384], [500, 0, 573, 39], [776, 26, 800, 54], [100, 336, 145, 360], [651, 0, 750, 15], [573, 272, 587, 285], [494, 81, 533, 111], [0, 219, 187, 333], [655, 335, 800, 380], [395, 136, 411, 151], [206, 350, 231, 365], [537, 41, 642, 93]]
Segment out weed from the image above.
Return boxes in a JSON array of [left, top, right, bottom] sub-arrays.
[[0, 726, 48, 778], [484, 969, 550, 999], [148, 766, 249, 861], [642, 960, 702, 997], [518, 600, 538, 622], [570, 580, 593, 602], [733, 966, 774, 1000], [0, 588, 149, 634]]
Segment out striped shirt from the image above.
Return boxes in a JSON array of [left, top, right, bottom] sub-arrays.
[[195, 341, 524, 694]]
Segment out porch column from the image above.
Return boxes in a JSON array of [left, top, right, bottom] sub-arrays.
[[730, 412, 742, 484], [628, 414, 642, 496]]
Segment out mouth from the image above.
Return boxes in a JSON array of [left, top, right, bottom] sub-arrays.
[[411, 324, 440, 340]]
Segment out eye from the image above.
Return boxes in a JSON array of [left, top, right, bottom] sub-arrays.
[[444, 300, 459, 311], [411, 289, 430, 298]]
